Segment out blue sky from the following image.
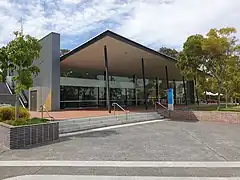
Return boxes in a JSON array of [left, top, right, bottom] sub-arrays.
[[0, 0, 240, 51]]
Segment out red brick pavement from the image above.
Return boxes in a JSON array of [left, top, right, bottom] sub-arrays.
[[30, 106, 157, 120]]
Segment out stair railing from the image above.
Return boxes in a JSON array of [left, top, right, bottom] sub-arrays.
[[155, 101, 170, 117], [5, 82, 26, 108], [112, 102, 128, 121], [40, 105, 55, 121]]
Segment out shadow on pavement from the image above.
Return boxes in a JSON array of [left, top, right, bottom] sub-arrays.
[[67, 130, 119, 138]]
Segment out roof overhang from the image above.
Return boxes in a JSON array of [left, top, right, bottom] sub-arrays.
[[60, 30, 182, 81]]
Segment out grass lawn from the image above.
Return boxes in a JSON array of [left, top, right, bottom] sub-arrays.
[[4, 118, 48, 126], [189, 104, 240, 112]]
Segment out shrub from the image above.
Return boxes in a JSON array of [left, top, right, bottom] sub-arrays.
[[19, 107, 30, 119], [0, 106, 30, 121], [0, 107, 14, 121]]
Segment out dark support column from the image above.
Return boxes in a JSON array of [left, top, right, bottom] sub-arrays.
[[194, 76, 199, 105], [104, 71, 106, 107], [155, 77, 159, 102], [97, 87, 100, 107], [133, 75, 136, 106], [173, 79, 176, 104], [165, 66, 169, 89], [182, 76, 188, 106], [104, 45, 111, 113], [187, 80, 195, 104], [78, 87, 80, 108], [141, 58, 147, 110], [125, 89, 128, 106]]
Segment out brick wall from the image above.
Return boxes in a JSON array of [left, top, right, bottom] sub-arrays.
[[159, 109, 240, 124], [0, 122, 59, 149]]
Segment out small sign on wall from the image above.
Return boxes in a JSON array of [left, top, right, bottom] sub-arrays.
[[168, 88, 174, 111]]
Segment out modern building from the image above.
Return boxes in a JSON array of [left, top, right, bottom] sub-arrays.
[[23, 30, 194, 112]]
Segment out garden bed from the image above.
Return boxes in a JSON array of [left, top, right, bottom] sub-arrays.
[[0, 106, 59, 149], [0, 121, 59, 149]]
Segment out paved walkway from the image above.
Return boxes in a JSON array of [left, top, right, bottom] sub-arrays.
[[0, 120, 240, 179], [3, 175, 240, 180], [1, 120, 240, 161]]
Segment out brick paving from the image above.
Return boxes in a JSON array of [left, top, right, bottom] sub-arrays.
[[30, 106, 157, 120]]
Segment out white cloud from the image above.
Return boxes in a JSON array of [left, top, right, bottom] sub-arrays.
[[0, 0, 240, 50], [62, 0, 83, 4], [116, 0, 240, 49]]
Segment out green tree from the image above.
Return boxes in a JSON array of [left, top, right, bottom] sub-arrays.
[[7, 31, 41, 119], [0, 46, 10, 82], [202, 27, 240, 110], [159, 47, 178, 59], [60, 49, 70, 56], [177, 34, 206, 105], [178, 27, 240, 110]]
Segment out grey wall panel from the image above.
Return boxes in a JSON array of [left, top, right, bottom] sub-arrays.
[[51, 33, 60, 110], [31, 32, 60, 111]]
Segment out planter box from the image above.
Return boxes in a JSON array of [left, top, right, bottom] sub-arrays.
[[159, 109, 240, 124], [0, 121, 59, 149]]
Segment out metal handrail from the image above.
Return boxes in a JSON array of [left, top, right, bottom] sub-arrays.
[[155, 101, 170, 117], [40, 105, 55, 120], [112, 102, 128, 120], [155, 101, 167, 110]]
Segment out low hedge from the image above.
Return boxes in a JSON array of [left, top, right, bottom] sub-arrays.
[[4, 118, 48, 126], [0, 106, 30, 121]]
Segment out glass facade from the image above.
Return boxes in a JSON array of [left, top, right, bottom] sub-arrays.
[[60, 86, 135, 109], [60, 68, 195, 109]]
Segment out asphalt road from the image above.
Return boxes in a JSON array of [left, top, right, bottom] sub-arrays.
[[0, 120, 240, 179]]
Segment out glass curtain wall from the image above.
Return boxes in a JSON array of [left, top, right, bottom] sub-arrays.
[[60, 68, 191, 108], [60, 69, 136, 109], [60, 86, 98, 109]]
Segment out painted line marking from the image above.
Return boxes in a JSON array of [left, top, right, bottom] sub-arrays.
[[3, 175, 240, 180], [1, 161, 240, 167], [60, 119, 167, 137]]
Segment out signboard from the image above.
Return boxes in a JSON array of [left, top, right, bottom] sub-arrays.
[[167, 88, 174, 111]]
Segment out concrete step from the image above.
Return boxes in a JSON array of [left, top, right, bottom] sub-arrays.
[[59, 112, 165, 134]]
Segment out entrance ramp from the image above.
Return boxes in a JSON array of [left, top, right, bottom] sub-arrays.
[[59, 112, 165, 134]]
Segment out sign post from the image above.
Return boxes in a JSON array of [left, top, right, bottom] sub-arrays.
[[167, 88, 174, 111]]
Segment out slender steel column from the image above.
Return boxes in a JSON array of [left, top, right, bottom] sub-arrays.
[[104, 45, 111, 113], [182, 76, 188, 106], [165, 66, 169, 89], [103, 71, 106, 107], [133, 74, 137, 106], [97, 87, 100, 107], [173, 79, 176, 104], [194, 76, 199, 105], [141, 58, 147, 110], [155, 77, 159, 102]]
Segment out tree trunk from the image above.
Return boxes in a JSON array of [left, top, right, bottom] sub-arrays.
[[15, 94, 19, 120], [194, 76, 199, 106], [217, 81, 222, 111], [205, 91, 208, 104], [225, 89, 228, 108], [230, 97, 233, 106]]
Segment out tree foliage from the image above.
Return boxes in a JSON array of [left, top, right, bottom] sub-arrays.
[[0, 46, 10, 82], [6, 31, 41, 119], [178, 27, 240, 110], [159, 47, 178, 59], [60, 49, 70, 56], [7, 31, 41, 94]]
